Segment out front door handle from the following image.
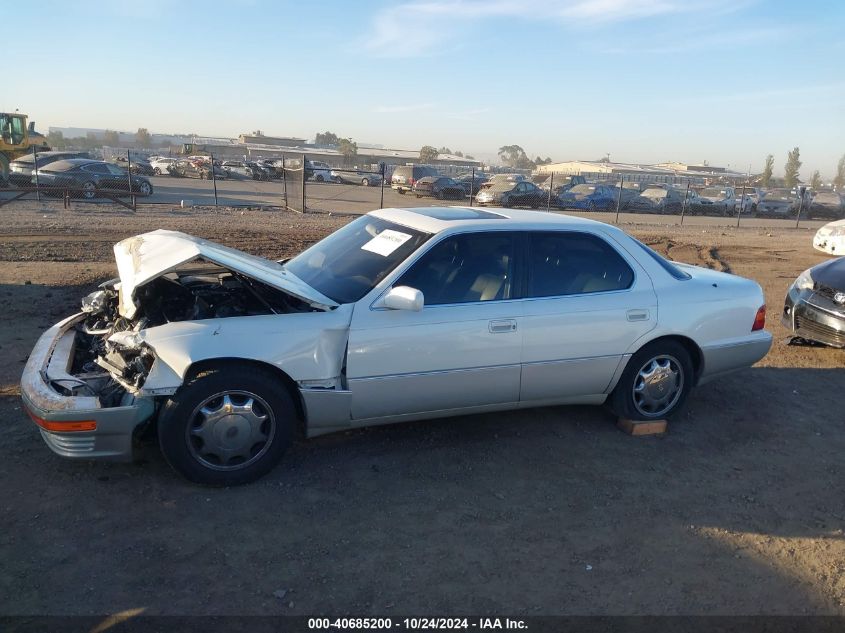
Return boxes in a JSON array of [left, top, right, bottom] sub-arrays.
[[489, 319, 517, 333], [626, 309, 650, 322]]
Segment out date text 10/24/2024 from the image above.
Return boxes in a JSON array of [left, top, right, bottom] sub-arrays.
[[308, 618, 528, 630]]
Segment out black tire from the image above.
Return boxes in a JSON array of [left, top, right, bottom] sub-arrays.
[[501, 195, 510, 208], [397, 188, 405, 195], [608, 340, 693, 421], [138, 181, 153, 196], [157, 364, 296, 486], [315, 175, 324, 182], [435, 190, 444, 200], [361, 178, 369, 187], [153, 167, 161, 175], [333, 176, 342, 184]]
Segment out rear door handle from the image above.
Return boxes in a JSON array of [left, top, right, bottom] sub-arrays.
[[626, 309, 650, 322], [489, 319, 517, 333]]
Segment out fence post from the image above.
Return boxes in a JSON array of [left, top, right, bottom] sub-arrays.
[[210, 152, 218, 208], [794, 187, 805, 228], [680, 181, 690, 225], [469, 168, 474, 207], [282, 153, 288, 209], [301, 153, 307, 213], [32, 145, 41, 202], [380, 164, 385, 209], [546, 172, 554, 211], [614, 175, 624, 223], [737, 181, 746, 228], [126, 150, 135, 209]]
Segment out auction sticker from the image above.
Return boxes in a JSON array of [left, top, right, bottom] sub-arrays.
[[361, 230, 412, 256]]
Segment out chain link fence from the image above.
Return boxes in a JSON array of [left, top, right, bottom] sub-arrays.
[[0, 147, 835, 229]]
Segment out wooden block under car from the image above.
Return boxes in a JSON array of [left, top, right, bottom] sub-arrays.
[[617, 418, 668, 436]]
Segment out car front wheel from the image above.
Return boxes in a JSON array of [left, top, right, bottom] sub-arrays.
[[609, 340, 693, 421], [157, 364, 295, 486], [138, 181, 153, 196]]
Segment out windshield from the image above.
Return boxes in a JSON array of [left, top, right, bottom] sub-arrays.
[[569, 185, 596, 194], [700, 188, 726, 197], [642, 189, 668, 198], [766, 189, 793, 200], [284, 215, 431, 303]]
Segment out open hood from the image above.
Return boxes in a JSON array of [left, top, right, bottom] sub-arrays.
[[113, 229, 338, 318]]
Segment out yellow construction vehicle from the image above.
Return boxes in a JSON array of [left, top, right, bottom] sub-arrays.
[[0, 112, 50, 183]]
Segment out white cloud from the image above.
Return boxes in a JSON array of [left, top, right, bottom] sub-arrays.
[[363, 0, 745, 57]]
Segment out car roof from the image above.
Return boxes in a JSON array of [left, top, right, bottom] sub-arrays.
[[43, 158, 100, 170], [368, 206, 616, 235]]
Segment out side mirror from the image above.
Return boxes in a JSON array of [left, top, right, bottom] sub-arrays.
[[380, 286, 424, 311]]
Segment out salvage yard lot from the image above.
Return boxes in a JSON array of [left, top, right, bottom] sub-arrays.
[[0, 203, 843, 616]]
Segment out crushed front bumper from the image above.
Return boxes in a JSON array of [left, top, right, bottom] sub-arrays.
[[782, 287, 845, 348], [20, 314, 156, 461]]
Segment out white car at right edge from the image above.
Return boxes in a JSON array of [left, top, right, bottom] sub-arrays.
[[813, 219, 845, 255], [21, 207, 773, 485]]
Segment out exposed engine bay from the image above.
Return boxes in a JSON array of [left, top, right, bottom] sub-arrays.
[[62, 261, 316, 405]]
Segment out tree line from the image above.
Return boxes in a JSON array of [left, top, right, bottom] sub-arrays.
[[753, 148, 843, 190]]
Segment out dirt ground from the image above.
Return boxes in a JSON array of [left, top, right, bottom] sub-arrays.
[[0, 202, 843, 617]]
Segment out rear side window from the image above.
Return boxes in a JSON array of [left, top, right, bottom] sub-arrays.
[[631, 239, 691, 280], [527, 232, 634, 297]]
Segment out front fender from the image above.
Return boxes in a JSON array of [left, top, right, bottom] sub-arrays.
[[137, 305, 354, 393]]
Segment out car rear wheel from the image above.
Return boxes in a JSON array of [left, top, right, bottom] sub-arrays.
[[361, 178, 369, 186], [158, 364, 295, 486], [153, 167, 161, 175], [501, 195, 510, 208], [81, 181, 97, 199], [315, 175, 324, 182], [609, 340, 693, 421]]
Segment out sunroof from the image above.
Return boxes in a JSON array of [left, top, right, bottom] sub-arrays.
[[406, 207, 506, 220]]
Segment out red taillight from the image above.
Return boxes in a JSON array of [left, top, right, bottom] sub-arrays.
[[408, 178, 415, 186], [752, 305, 766, 331]]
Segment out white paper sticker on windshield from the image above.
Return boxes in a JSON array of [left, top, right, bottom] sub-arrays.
[[361, 229, 412, 257]]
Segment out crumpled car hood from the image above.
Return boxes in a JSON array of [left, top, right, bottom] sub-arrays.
[[113, 229, 338, 318]]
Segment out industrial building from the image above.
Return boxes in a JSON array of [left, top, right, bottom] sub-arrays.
[[535, 160, 747, 185]]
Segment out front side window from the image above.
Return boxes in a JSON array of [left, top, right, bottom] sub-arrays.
[[528, 232, 634, 297], [397, 232, 515, 305], [284, 216, 430, 304]]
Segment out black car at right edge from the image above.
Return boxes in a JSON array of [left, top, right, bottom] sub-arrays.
[[783, 257, 845, 347]]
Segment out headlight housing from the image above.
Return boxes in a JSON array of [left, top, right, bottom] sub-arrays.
[[793, 268, 814, 291]]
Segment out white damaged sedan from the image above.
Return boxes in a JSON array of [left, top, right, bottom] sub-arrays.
[[21, 207, 772, 484]]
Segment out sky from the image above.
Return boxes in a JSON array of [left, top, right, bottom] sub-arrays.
[[6, 0, 844, 177]]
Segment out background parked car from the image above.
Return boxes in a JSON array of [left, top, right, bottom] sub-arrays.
[[307, 160, 333, 182], [454, 172, 489, 196], [757, 188, 800, 217], [149, 157, 178, 175], [538, 174, 586, 193], [557, 184, 619, 211], [698, 186, 736, 215], [169, 159, 226, 180], [7, 151, 88, 186], [34, 159, 153, 198], [475, 181, 545, 208], [807, 191, 844, 220], [332, 169, 383, 186], [221, 160, 268, 181], [391, 165, 440, 193], [113, 156, 155, 176], [630, 186, 698, 214], [412, 176, 466, 200], [478, 173, 529, 191]]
